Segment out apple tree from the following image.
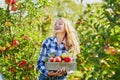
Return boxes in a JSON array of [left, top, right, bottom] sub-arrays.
[[0, 0, 53, 79]]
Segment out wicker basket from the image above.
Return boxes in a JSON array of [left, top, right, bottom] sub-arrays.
[[45, 61, 76, 71]]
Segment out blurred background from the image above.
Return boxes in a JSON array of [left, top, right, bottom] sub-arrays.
[[0, 0, 120, 80]]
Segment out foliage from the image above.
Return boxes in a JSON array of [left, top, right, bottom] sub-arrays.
[[0, 0, 53, 79], [0, 0, 120, 80], [73, 0, 120, 80]]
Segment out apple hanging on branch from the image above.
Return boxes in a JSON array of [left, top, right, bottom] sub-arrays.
[[11, 3, 22, 11], [11, 5, 18, 11], [13, 39, 19, 46], [5, 0, 16, 5], [104, 46, 116, 55], [18, 60, 27, 67], [11, 0, 16, 4], [5, 20, 12, 27]]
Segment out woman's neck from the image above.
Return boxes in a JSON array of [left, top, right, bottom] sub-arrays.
[[56, 32, 65, 44]]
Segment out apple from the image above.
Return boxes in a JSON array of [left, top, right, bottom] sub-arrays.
[[11, 5, 18, 11], [5, 21, 12, 26], [104, 46, 116, 54], [23, 35, 29, 40], [64, 57, 72, 62], [61, 53, 67, 59], [111, 48, 115, 54], [10, 67, 16, 73], [18, 60, 27, 67], [49, 57, 54, 62], [11, 0, 16, 4], [13, 39, 19, 46], [24, 77, 28, 80], [0, 46, 6, 52], [5, 0, 13, 4], [77, 20, 82, 24], [54, 56, 62, 62], [25, 64, 33, 70]]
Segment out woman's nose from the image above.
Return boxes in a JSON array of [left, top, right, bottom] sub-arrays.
[[55, 24, 59, 27]]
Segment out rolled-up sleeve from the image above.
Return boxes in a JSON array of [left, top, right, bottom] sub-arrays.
[[37, 40, 49, 76]]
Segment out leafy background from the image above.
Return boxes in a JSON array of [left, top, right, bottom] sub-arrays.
[[0, 0, 120, 80]]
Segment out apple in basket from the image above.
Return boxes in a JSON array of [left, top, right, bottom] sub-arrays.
[[61, 53, 73, 62], [54, 56, 62, 62], [61, 53, 67, 59], [49, 57, 54, 62], [64, 56, 72, 62]]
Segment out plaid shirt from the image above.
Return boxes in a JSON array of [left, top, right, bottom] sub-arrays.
[[37, 36, 66, 76]]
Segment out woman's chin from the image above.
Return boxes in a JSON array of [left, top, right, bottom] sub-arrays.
[[54, 30, 63, 33]]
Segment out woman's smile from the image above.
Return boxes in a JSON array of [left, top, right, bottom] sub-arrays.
[[55, 27, 61, 30]]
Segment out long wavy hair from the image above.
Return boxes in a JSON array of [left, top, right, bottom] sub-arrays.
[[53, 17, 80, 54]]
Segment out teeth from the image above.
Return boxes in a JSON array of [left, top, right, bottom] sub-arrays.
[[55, 28, 61, 30]]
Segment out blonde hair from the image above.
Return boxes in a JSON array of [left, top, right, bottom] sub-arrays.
[[53, 17, 80, 54]]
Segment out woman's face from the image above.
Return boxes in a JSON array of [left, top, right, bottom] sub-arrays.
[[54, 19, 65, 33]]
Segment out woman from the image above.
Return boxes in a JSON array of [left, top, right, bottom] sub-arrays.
[[0, 73, 4, 80], [37, 17, 80, 80]]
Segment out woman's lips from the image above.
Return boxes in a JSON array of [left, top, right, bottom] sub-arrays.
[[55, 27, 61, 30]]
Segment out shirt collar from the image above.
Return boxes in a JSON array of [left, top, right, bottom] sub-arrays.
[[53, 36, 65, 44]]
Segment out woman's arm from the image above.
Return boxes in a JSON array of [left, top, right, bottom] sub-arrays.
[[37, 40, 49, 76]]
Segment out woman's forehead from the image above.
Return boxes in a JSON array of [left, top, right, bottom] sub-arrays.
[[56, 18, 64, 23]]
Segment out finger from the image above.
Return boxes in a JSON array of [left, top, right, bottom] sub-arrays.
[[62, 67, 65, 72], [49, 71, 54, 74], [56, 70, 63, 76], [57, 69, 62, 73]]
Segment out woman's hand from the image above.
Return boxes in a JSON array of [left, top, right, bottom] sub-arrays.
[[56, 67, 67, 75], [47, 71, 56, 76], [47, 71, 62, 77], [48, 68, 67, 77]]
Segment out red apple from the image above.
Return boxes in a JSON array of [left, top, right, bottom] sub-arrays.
[[13, 39, 19, 46], [104, 46, 116, 54], [11, 5, 18, 11], [24, 77, 28, 80], [23, 35, 29, 40], [49, 57, 54, 62], [54, 56, 62, 62], [10, 67, 16, 73], [11, 0, 16, 4], [64, 57, 72, 62], [5, 0, 13, 4], [18, 60, 27, 67], [77, 20, 82, 24], [25, 64, 33, 70], [111, 48, 115, 54]]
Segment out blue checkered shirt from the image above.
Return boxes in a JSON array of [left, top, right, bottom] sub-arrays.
[[37, 36, 66, 76]]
